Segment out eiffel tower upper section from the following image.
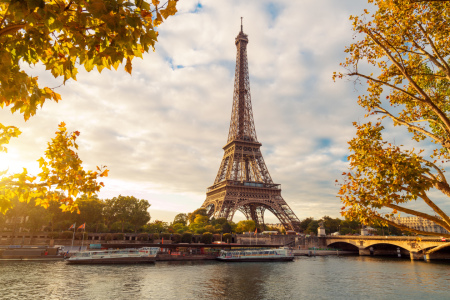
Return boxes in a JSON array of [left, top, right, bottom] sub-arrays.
[[227, 23, 258, 144], [211, 22, 274, 186]]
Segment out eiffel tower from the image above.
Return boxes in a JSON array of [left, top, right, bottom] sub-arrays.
[[201, 21, 302, 232]]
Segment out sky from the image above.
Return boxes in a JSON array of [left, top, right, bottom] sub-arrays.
[[3, 0, 442, 224]]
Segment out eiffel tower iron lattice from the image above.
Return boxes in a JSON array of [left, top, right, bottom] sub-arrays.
[[200, 23, 302, 232]]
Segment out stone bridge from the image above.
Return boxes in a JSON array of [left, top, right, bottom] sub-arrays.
[[325, 236, 450, 260]]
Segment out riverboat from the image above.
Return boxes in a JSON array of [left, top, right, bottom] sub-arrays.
[[216, 247, 294, 262], [66, 247, 159, 264]]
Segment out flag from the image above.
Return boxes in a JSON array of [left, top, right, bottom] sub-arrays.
[[78, 223, 85, 230], [254, 228, 257, 234], [68, 223, 75, 230]]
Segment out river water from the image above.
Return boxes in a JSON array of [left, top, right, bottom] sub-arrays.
[[0, 256, 448, 300]]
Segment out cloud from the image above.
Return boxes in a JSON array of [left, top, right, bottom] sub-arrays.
[[2, 0, 443, 224]]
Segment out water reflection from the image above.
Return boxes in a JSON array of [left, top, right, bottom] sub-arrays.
[[0, 257, 449, 300]]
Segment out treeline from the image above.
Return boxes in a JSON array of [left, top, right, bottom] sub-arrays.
[[298, 216, 403, 236], [0, 195, 151, 234], [0, 196, 404, 236]]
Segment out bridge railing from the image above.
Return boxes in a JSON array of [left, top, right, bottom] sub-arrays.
[[324, 235, 446, 242]]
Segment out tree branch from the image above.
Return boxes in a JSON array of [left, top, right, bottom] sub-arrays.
[[375, 106, 448, 143], [365, 29, 450, 132], [419, 191, 450, 227], [0, 2, 10, 29], [418, 158, 447, 183], [415, 23, 450, 80], [349, 72, 425, 103], [0, 23, 25, 37], [384, 203, 449, 229]]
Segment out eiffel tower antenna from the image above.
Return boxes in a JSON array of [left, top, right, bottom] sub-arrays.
[[241, 17, 243, 32], [200, 22, 302, 232]]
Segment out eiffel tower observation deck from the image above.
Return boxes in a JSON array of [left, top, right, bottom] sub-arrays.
[[201, 21, 302, 232]]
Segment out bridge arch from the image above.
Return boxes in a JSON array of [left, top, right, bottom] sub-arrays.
[[327, 241, 359, 251]]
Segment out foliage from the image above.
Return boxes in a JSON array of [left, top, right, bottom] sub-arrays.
[[222, 233, 232, 243], [145, 220, 168, 233], [187, 208, 207, 225], [181, 232, 192, 243], [235, 220, 256, 233], [47, 232, 59, 239], [60, 231, 73, 239], [161, 232, 171, 240], [173, 213, 188, 226], [171, 233, 181, 243], [221, 222, 232, 233], [203, 225, 216, 234], [321, 216, 342, 234], [171, 222, 188, 233], [335, 0, 450, 237], [74, 195, 104, 232], [137, 233, 149, 241], [104, 233, 113, 241], [0, 0, 178, 118], [0, 123, 108, 214], [74, 232, 88, 240], [150, 233, 159, 241], [113, 233, 124, 240], [0, 0, 179, 213], [104, 195, 150, 232], [201, 232, 213, 244]]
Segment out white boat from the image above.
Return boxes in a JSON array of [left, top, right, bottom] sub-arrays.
[[216, 247, 294, 262], [67, 247, 159, 264]]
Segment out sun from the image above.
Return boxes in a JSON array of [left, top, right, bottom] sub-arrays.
[[0, 150, 31, 175]]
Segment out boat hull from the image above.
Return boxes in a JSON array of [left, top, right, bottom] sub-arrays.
[[67, 256, 156, 264]]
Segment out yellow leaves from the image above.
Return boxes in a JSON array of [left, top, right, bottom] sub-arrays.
[[160, 0, 178, 19], [125, 57, 132, 74], [100, 169, 109, 177], [153, 12, 163, 26]]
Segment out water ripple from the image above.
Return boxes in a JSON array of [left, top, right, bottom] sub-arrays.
[[0, 257, 449, 300]]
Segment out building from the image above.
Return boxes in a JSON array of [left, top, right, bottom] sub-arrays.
[[391, 216, 450, 235]]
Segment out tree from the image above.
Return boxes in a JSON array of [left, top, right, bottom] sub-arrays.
[[235, 220, 255, 233], [103, 195, 150, 232], [0, 0, 179, 213], [129, 199, 151, 232], [181, 232, 192, 243], [75, 195, 105, 232], [221, 222, 232, 234], [187, 208, 207, 225], [189, 214, 209, 234], [201, 232, 213, 244], [336, 0, 450, 237], [299, 217, 314, 232], [223, 233, 232, 243], [305, 220, 319, 235], [145, 220, 168, 233], [320, 216, 341, 234], [173, 213, 188, 226], [1, 123, 108, 214]]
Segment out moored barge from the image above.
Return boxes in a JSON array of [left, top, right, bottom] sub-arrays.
[[216, 247, 294, 262], [67, 247, 159, 264]]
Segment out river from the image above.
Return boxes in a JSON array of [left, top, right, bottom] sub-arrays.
[[0, 256, 448, 300]]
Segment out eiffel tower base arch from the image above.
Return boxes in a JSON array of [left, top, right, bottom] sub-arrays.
[[202, 183, 301, 232]]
